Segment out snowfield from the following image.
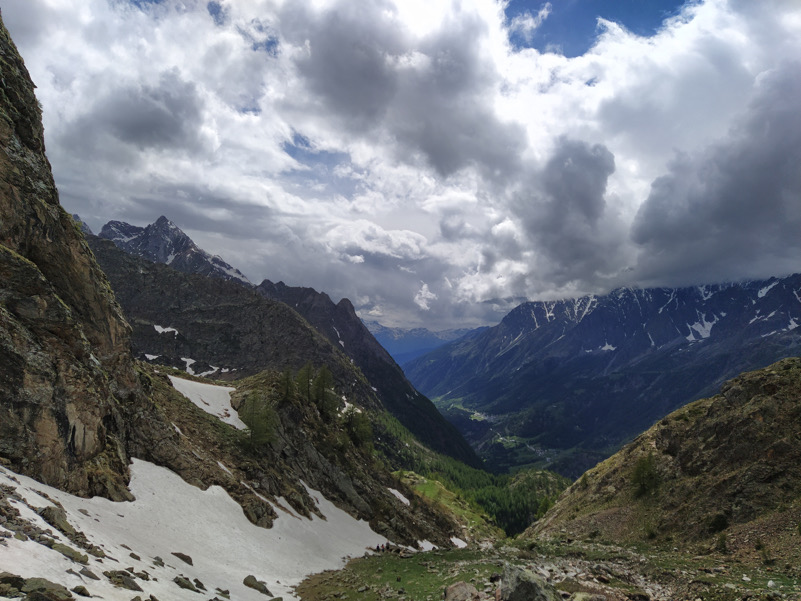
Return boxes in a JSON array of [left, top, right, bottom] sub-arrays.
[[0, 459, 388, 600], [168, 375, 246, 430]]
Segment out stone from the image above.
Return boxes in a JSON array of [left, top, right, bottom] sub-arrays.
[[104, 570, 143, 592], [71, 585, 91, 597], [39, 505, 76, 537], [444, 581, 481, 601], [79, 567, 100, 580], [21, 577, 74, 601], [243, 575, 272, 596], [0, 572, 25, 590], [500, 565, 561, 601], [171, 551, 193, 565], [51, 542, 89, 564], [173, 576, 197, 592]]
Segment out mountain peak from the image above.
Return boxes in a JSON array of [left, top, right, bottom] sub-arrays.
[[98, 217, 250, 285]]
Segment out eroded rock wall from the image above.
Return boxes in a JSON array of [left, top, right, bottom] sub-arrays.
[[0, 15, 135, 499]]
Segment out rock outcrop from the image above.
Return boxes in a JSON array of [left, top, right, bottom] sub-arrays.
[[0, 15, 136, 499]]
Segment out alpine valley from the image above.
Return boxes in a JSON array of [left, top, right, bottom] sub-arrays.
[[405, 277, 801, 477], [2, 13, 801, 601]]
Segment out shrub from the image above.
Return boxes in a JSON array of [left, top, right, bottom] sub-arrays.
[[631, 452, 660, 497], [708, 512, 729, 534]]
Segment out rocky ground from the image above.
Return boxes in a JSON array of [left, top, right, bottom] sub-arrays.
[[295, 540, 801, 601]]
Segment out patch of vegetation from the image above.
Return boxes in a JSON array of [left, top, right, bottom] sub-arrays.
[[631, 452, 660, 497], [708, 512, 729, 534], [239, 390, 279, 451], [296, 548, 503, 601]]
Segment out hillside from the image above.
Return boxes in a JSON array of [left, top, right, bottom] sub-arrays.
[[256, 281, 481, 467], [529, 357, 801, 568], [406, 280, 801, 476]]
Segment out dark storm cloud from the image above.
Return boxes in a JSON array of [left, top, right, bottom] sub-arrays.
[[389, 15, 526, 180], [280, 1, 405, 127], [62, 69, 204, 157], [280, 1, 526, 181], [631, 61, 801, 284], [512, 138, 625, 285]]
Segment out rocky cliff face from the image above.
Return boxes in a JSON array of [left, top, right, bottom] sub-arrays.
[[406, 278, 801, 476], [0, 18, 138, 499], [529, 357, 801, 566]]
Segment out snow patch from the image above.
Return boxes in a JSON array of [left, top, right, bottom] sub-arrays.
[[758, 281, 779, 298], [697, 285, 715, 301], [196, 365, 220, 378], [417, 540, 437, 551], [0, 460, 388, 601], [168, 375, 245, 430], [686, 313, 719, 342], [388, 488, 410, 506], [144, 353, 160, 360], [181, 357, 196, 375], [450, 537, 468, 549], [154, 325, 178, 336]]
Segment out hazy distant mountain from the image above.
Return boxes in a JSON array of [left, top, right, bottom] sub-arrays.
[[405, 277, 801, 477], [99, 216, 251, 285], [363, 320, 486, 365]]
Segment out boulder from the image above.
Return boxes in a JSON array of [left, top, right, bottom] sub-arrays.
[[444, 581, 481, 601], [243, 575, 272, 596], [500, 564, 560, 601], [21, 577, 74, 601]]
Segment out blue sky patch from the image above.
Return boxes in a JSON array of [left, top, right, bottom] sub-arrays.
[[506, 0, 690, 57]]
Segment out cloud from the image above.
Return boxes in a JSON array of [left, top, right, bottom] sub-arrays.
[[2, 0, 801, 329], [507, 137, 628, 287], [509, 2, 552, 43], [414, 283, 438, 310], [630, 61, 801, 285], [64, 69, 205, 155]]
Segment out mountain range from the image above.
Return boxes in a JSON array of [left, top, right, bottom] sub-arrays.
[[5, 13, 801, 600], [90, 216, 480, 468], [405, 278, 801, 476]]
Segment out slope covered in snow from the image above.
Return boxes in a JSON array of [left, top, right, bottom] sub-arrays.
[[0, 460, 387, 600], [168, 375, 244, 430]]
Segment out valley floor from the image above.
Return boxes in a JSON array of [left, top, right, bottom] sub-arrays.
[[295, 541, 801, 601]]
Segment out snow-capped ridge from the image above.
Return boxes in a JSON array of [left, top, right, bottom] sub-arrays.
[[98, 216, 251, 285]]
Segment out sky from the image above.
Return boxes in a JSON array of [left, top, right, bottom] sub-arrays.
[[3, 0, 801, 329]]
